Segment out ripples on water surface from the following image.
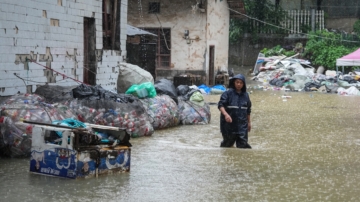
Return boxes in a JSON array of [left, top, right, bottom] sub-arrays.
[[1, 90, 360, 201]]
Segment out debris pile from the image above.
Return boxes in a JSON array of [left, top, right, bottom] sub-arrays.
[[251, 45, 360, 96], [0, 80, 213, 157]]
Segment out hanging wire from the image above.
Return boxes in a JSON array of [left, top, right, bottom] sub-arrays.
[[14, 73, 71, 84], [82, 64, 98, 75], [26, 58, 86, 85], [155, 13, 171, 51]]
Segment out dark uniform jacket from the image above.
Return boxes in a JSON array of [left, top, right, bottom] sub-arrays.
[[218, 74, 252, 135]]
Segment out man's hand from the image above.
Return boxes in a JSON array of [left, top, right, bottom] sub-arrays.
[[225, 114, 232, 123]]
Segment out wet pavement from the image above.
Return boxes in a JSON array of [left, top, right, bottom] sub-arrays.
[[1, 89, 360, 201]]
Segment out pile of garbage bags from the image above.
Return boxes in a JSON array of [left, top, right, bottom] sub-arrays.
[[251, 50, 360, 96], [0, 79, 212, 157]]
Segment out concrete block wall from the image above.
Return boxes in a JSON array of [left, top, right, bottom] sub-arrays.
[[96, 0, 128, 90], [0, 0, 128, 96]]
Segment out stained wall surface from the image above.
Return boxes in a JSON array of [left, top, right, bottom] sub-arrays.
[[0, 0, 128, 96], [127, 0, 230, 84]]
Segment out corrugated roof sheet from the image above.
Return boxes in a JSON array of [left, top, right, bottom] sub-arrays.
[[127, 25, 157, 36]]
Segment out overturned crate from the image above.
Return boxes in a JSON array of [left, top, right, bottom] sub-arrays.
[[29, 121, 131, 179]]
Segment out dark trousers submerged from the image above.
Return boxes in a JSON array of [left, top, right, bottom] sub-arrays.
[[220, 133, 251, 149]]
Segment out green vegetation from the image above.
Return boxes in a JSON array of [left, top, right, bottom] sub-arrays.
[[260, 45, 295, 57], [303, 31, 360, 70], [259, 30, 360, 70], [229, 0, 287, 44], [353, 19, 360, 34]]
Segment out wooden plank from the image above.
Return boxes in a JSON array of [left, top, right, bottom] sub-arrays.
[[23, 120, 87, 131], [112, 0, 118, 50], [85, 123, 125, 131]]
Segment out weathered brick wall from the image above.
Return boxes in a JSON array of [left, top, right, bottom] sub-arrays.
[[0, 0, 128, 96]]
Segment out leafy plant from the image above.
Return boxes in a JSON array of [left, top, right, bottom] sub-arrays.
[[260, 45, 295, 57], [353, 20, 360, 34], [303, 31, 360, 70], [229, 0, 287, 44]]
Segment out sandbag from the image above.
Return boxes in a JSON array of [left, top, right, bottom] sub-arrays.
[[117, 63, 154, 93]]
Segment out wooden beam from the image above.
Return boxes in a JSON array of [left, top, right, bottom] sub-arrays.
[[112, 0, 118, 50]]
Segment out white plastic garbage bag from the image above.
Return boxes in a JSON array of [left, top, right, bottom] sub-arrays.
[[117, 63, 154, 93], [337, 86, 360, 96]]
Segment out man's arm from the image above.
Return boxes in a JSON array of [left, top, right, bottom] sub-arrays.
[[219, 107, 232, 123]]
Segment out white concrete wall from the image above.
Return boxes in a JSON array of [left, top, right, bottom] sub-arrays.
[[127, 0, 230, 84], [0, 0, 127, 96], [128, 0, 207, 71], [206, 0, 230, 74]]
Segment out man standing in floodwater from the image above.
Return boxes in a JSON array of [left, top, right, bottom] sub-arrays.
[[218, 74, 252, 149]]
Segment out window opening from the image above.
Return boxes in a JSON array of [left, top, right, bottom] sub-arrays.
[[149, 2, 160, 13], [143, 28, 171, 68]]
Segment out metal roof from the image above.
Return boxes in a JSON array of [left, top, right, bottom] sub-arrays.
[[127, 25, 157, 36]]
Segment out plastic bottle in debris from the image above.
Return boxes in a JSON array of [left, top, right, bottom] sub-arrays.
[[30, 110, 43, 122], [18, 109, 27, 119], [84, 108, 96, 121], [24, 111, 31, 121], [112, 117, 121, 127], [94, 112, 104, 122], [127, 119, 135, 128], [139, 125, 149, 136], [105, 114, 115, 123]]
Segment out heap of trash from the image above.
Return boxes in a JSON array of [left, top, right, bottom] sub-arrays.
[[251, 46, 360, 96], [0, 68, 214, 157]]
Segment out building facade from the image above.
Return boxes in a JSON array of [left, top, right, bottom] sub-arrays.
[[0, 0, 128, 96], [127, 0, 233, 85]]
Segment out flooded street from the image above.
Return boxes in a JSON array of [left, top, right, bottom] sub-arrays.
[[1, 89, 360, 201]]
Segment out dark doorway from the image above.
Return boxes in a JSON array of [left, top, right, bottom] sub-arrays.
[[84, 17, 96, 85], [209, 46, 215, 85]]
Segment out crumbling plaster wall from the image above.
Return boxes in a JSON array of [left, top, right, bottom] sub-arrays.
[[0, 0, 127, 96], [128, 0, 208, 71], [206, 0, 229, 73], [127, 0, 230, 83]]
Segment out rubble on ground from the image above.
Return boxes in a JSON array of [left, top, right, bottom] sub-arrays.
[[0, 80, 212, 157], [251, 48, 360, 96]]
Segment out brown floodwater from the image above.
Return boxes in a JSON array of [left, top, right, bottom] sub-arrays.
[[1, 88, 360, 201]]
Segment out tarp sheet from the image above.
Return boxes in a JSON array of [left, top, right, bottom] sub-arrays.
[[336, 48, 360, 66]]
